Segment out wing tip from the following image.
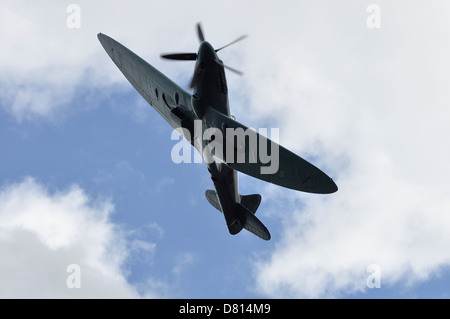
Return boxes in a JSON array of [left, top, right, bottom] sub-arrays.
[[326, 178, 338, 194], [97, 32, 110, 50], [97, 32, 105, 41], [314, 178, 338, 194]]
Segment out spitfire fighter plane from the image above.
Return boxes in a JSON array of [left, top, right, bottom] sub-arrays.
[[97, 23, 337, 241]]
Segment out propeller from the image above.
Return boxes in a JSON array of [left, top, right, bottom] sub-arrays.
[[215, 34, 248, 53], [160, 22, 247, 87], [214, 59, 244, 76], [196, 22, 206, 43], [159, 53, 197, 61]]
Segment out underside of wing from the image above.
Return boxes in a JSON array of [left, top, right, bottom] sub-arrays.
[[97, 33, 193, 130], [206, 108, 338, 194]]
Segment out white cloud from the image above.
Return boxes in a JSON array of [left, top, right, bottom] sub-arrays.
[[250, 1, 450, 298], [255, 174, 450, 297], [0, 177, 158, 298], [0, 0, 210, 121]]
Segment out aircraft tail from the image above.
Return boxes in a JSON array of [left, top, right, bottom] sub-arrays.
[[240, 194, 261, 214], [205, 190, 270, 240], [205, 189, 222, 212], [205, 190, 262, 214], [236, 203, 271, 240]]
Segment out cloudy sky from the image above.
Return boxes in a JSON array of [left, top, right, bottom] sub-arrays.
[[1, 0, 450, 298]]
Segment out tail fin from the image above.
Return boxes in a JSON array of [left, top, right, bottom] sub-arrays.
[[236, 204, 271, 240], [205, 190, 263, 215], [206, 190, 263, 215], [205, 189, 270, 240], [225, 204, 271, 240], [240, 194, 262, 214]]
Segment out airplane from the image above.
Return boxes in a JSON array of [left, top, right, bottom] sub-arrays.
[[97, 23, 338, 241]]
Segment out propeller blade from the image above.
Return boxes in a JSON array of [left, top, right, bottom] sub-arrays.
[[196, 22, 205, 43], [160, 53, 197, 61], [215, 59, 244, 76], [215, 34, 248, 52]]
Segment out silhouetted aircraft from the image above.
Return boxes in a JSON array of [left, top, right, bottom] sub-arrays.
[[98, 23, 337, 240]]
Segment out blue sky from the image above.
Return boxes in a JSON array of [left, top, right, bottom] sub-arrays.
[[1, 0, 450, 298], [0, 85, 279, 298]]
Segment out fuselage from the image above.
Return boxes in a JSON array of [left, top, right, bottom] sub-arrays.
[[193, 41, 230, 116], [192, 41, 240, 227]]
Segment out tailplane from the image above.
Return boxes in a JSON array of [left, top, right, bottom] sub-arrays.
[[236, 203, 271, 240], [205, 190, 270, 240], [205, 189, 222, 212], [205, 190, 262, 214]]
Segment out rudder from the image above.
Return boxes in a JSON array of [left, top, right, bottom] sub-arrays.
[[240, 194, 262, 214], [205, 190, 270, 240]]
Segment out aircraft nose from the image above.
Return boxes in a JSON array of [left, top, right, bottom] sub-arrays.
[[197, 41, 217, 64]]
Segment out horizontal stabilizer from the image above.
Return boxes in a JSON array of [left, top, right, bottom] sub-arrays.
[[206, 190, 262, 215], [205, 189, 222, 212], [205, 190, 269, 240], [237, 204, 271, 240]]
